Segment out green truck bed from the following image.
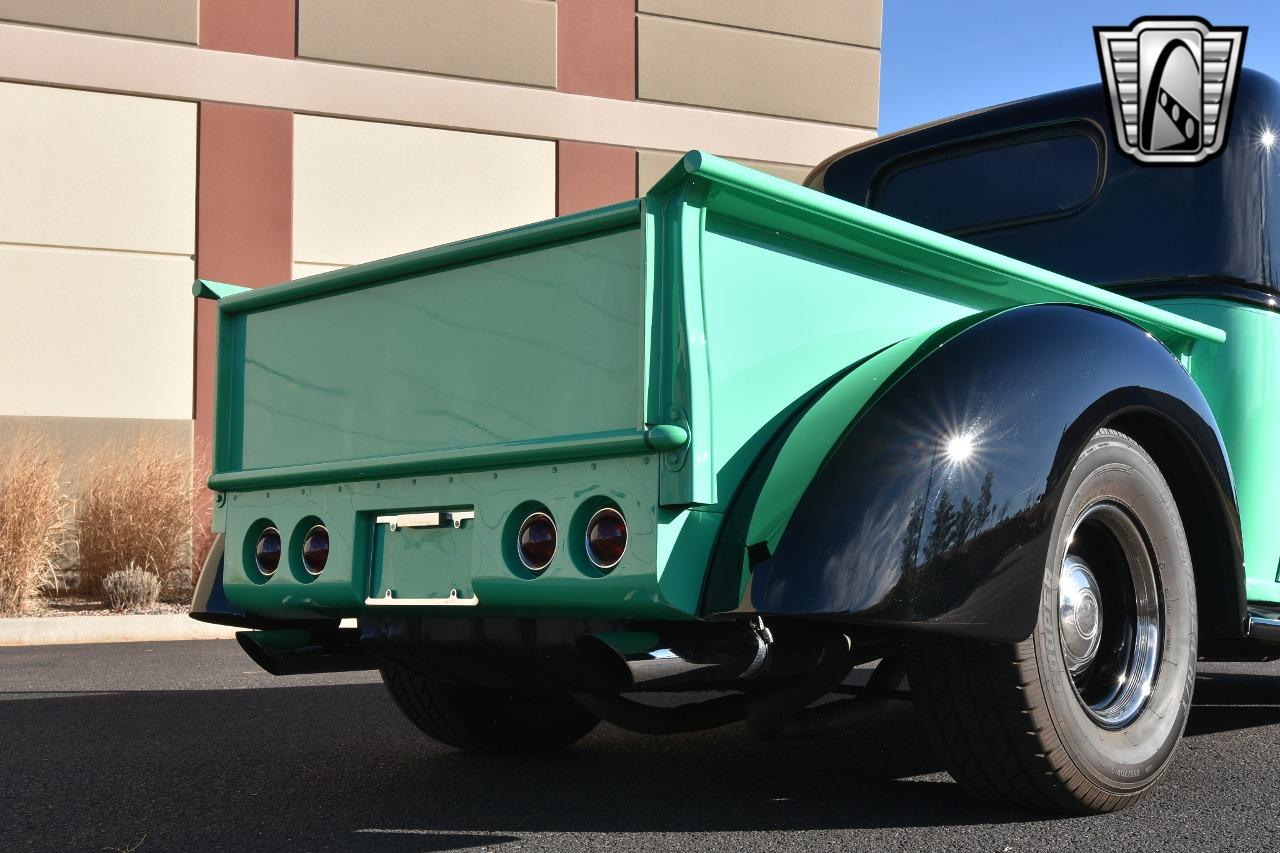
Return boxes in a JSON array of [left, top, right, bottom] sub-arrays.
[[205, 152, 1222, 622]]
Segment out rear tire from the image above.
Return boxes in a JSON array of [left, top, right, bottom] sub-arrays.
[[381, 666, 600, 753], [909, 429, 1196, 812]]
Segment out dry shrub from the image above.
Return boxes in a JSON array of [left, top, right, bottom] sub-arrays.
[[190, 441, 215, 587], [190, 506, 215, 587], [77, 438, 193, 595], [0, 434, 69, 614], [100, 563, 161, 611]]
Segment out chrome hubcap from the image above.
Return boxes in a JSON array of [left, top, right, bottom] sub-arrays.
[[1058, 556, 1103, 675], [1058, 501, 1162, 729]]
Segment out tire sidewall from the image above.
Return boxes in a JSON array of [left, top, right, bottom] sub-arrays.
[[1034, 432, 1196, 793]]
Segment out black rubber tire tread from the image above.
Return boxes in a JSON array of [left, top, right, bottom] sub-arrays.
[[908, 428, 1194, 814], [910, 634, 1121, 812], [381, 666, 599, 753]]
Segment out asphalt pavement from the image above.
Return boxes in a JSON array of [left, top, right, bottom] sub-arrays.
[[3, 640, 1279, 852]]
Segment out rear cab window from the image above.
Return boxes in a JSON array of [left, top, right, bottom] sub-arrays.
[[868, 125, 1105, 236]]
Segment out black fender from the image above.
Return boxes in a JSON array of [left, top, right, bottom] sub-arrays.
[[716, 304, 1244, 643]]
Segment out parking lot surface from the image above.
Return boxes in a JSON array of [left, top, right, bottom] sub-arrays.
[[3, 640, 1278, 852]]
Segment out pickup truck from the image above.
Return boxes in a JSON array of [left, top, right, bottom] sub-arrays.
[[192, 68, 1280, 814]]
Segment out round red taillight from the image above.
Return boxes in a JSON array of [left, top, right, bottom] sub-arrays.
[[301, 524, 329, 575], [517, 511, 557, 572], [585, 507, 627, 570], [255, 527, 281, 576]]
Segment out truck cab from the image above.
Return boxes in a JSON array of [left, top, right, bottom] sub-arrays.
[[813, 68, 1280, 611]]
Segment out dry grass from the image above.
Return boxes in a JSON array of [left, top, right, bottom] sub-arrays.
[[0, 434, 69, 615], [190, 505, 215, 587], [190, 442, 215, 587], [76, 437, 193, 596]]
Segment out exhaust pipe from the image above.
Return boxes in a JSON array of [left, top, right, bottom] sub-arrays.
[[576, 620, 773, 691], [572, 626, 908, 739], [576, 618, 837, 691], [750, 653, 910, 741], [237, 628, 377, 676], [571, 621, 865, 736]]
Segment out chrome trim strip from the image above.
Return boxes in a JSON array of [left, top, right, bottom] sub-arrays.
[[365, 589, 479, 607], [375, 510, 475, 531]]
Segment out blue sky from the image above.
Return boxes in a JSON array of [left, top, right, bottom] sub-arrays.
[[879, 1, 1280, 133]]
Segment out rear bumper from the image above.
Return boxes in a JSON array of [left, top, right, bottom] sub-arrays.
[[204, 453, 721, 623], [200, 533, 829, 688]]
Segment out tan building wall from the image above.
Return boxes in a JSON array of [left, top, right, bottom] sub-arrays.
[[0, 0, 881, 554], [0, 0, 198, 44], [637, 151, 811, 195], [293, 115, 555, 269], [0, 82, 194, 467], [0, 415, 192, 488], [638, 0, 883, 47], [637, 15, 879, 126], [634, 0, 879, 189], [298, 0, 557, 88]]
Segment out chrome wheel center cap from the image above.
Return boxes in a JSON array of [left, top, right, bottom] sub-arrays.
[[1059, 555, 1103, 675]]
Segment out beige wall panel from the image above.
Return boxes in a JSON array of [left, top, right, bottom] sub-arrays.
[[299, 0, 556, 88], [0, 0, 196, 44], [0, 245, 194, 420], [638, 16, 879, 128], [292, 261, 348, 280], [0, 82, 196, 254], [0, 414, 191, 492], [639, 0, 882, 48], [294, 115, 555, 267], [638, 150, 810, 194], [0, 23, 876, 165]]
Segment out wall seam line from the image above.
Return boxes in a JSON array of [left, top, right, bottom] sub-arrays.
[[636, 11, 882, 52], [633, 94, 878, 133], [0, 240, 194, 259], [635, 144, 813, 168]]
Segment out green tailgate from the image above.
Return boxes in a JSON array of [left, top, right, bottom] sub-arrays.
[[215, 207, 646, 481], [209, 203, 689, 620]]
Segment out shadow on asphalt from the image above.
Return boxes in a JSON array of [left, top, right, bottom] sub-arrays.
[[7, 669, 1278, 850], [1187, 669, 1280, 736], [4, 681, 1032, 851]]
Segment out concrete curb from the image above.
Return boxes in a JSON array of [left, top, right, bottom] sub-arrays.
[[0, 614, 242, 647]]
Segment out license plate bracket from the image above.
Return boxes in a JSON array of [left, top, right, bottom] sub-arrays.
[[366, 508, 478, 606]]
